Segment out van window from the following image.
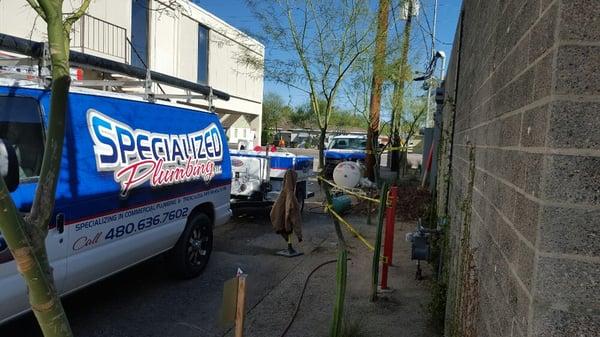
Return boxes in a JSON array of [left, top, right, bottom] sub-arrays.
[[0, 96, 44, 180]]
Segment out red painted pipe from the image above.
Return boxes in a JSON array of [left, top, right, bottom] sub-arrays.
[[380, 185, 398, 290]]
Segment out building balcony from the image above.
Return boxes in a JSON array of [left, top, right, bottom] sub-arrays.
[[70, 14, 128, 64]]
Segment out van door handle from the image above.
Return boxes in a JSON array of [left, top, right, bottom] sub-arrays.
[[56, 213, 65, 234]]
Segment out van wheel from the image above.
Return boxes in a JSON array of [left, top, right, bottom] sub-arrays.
[[168, 213, 213, 279]]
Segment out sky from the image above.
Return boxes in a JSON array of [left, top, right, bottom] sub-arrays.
[[194, 0, 463, 109]]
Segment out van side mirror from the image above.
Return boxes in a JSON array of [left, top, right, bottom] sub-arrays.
[[0, 139, 20, 192]]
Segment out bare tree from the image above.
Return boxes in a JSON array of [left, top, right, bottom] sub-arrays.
[[0, 1, 90, 336], [245, 2, 376, 334], [246, 0, 375, 169]]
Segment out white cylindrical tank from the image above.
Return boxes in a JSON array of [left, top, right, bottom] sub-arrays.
[[332, 161, 362, 188]]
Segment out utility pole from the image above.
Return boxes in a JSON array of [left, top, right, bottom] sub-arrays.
[[365, 0, 390, 181], [390, 0, 415, 175], [425, 0, 439, 128]]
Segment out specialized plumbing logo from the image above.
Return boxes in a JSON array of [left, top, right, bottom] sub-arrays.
[[87, 110, 223, 197]]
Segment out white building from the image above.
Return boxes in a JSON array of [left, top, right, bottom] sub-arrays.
[[0, 0, 265, 147]]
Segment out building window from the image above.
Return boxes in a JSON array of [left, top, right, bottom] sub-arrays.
[[0, 96, 44, 180], [197, 25, 209, 84], [131, 0, 149, 68]]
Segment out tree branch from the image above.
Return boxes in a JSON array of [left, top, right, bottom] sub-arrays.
[[26, 0, 47, 21], [64, 0, 92, 29]]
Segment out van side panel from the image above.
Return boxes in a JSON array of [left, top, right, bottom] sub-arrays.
[[61, 92, 231, 291], [0, 87, 68, 323], [0, 85, 231, 324]]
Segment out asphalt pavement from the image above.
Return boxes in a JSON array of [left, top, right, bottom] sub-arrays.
[[1, 164, 435, 337], [0, 180, 333, 337]]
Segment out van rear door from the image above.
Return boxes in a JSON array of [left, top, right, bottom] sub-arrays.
[[0, 92, 69, 322]]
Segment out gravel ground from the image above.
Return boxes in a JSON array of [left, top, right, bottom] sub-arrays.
[[0, 178, 439, 337]]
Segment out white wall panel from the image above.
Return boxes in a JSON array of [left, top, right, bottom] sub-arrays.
[[1, 0, 264, 145], [177, 15, 198, 82], [151, 10, 177, 75], [208, 31, 264, 103]]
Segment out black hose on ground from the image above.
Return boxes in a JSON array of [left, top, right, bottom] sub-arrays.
[[279, 258, 339, 337]]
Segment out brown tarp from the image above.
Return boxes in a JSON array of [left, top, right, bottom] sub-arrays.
[[270, 170, 303, 242]]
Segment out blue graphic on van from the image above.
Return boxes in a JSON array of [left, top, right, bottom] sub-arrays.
[[87, 110, 224, 196]]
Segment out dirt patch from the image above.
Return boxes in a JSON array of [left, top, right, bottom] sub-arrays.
[[395, 184, 432, 221]]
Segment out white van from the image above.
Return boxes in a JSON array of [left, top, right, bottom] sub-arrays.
[[0, 80, 232, 324]]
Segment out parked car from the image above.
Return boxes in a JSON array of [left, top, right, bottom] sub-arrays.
[[324, 134, 367, 177]]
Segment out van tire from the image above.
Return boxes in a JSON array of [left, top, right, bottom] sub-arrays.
[[168, 213, 213, 279]]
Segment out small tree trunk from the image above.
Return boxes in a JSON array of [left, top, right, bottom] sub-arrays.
[[365, 0, 390, 181], [0, 1, 85, 335], [318, 128, 327, 170], [322, 182, 348, 337]]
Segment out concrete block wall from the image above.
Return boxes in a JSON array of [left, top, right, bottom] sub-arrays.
[[437, 1, 599, 336]]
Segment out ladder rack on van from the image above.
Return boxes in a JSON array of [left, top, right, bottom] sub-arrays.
[[0, 33, 229, 108]]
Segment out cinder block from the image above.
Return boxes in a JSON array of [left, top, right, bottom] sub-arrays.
[[534, 256, 600, 310], [505, 271, 531, 330], [495, 149, 511, 181], [555, 45, 600, 96], [512, 192, 540, 245], [540, 0, 554, 13], [487, 202, 502, 240], [533, 305, 600, 337], [486, 119, 502, 147], [496, 214, 520, 265], [539, 205, 600, 256], [482, 99, 496, 123], [514, 151, 543, 197], [512, 323, 526, 337], [515, 238, 536, 290], [499, 113, 523, 147], [533, 51, 554, 102], [454, 143, 469, 162], [477, 76, 493, 110], [487, 278, 514, 337], [542, 155, 600, 205], [547, 100, 600, 150], [559, 0, 600, 42], [492, 32, 530, 94], [495, 179, 518, 221], [497, 68, 535, 116], [505, 0, 540, 50], [520, 104, 549, 147], [502, 150, 524, 186], [473, 124, 488, 146], [475, 146, 488, 170], [474, 166, 489, 192], [529, 3, 558, 63]]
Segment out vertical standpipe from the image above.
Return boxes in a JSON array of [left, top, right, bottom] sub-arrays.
[[380, 186, 398, 290]]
